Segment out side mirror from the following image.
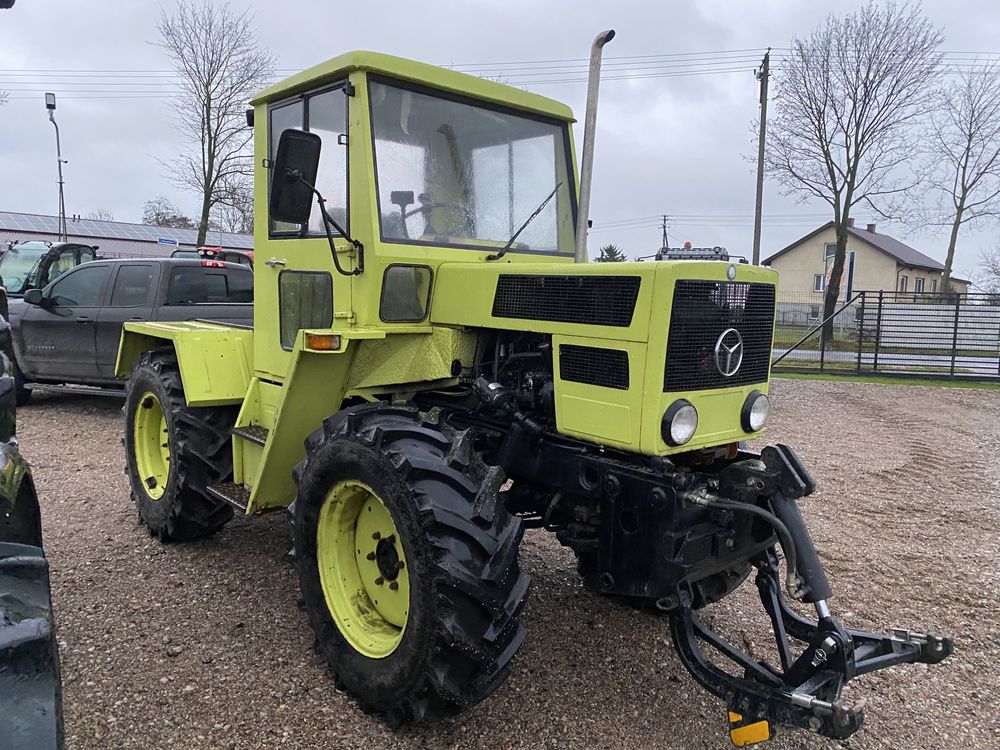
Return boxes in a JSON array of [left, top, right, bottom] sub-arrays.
[[270, 129, 322, 225], [23, 289, 44, 306]]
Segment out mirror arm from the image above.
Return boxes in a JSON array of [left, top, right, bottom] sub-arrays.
[[289, 170, 364, 276]]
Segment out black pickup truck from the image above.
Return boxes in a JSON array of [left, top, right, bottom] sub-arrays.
[[9, 258, 253, 403]]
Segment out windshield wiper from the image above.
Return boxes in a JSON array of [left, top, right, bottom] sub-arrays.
[[486, 182, 562, 262]]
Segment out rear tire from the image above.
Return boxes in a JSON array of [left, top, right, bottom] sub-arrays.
[[124, 349, 237, 541], [293, 403, 530, 725]]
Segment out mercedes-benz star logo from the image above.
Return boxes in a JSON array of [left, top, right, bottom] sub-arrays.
[[714, 328, 744, 377]]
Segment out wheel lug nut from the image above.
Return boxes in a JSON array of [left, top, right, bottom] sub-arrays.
[[389, 581, 399, 591], [372, 531, 381, 540], [386, 535, 396, 545], [366, 552, 376, 561], [375, 577, 384, 586], [397, 561, 405, 570]]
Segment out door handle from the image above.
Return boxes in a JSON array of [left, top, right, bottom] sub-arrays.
[[265, 258, 286, 268], [76, 316, 91, 323]]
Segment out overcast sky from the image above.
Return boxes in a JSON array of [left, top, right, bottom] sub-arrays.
[[1, 0, 998, 278]]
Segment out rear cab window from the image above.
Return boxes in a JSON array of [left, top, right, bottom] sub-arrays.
[[110, 264, 156, 307], [165, 265, 254, 305]]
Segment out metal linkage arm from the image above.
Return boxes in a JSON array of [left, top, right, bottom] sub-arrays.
[[668, 549, 954, 744]]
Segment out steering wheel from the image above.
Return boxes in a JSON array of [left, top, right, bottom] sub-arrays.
[[397, 192, 473, 237]]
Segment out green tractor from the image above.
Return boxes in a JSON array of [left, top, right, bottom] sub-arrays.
[[117, 35, 951, 746]]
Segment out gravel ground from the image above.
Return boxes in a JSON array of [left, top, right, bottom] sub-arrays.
[[19, 379, 1000, 749]]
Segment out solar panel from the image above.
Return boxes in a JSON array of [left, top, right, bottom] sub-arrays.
[[0, 211, 252, 251]]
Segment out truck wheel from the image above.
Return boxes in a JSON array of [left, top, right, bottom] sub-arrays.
[[293, 403, 530, 725], [12, 357, 30, 406], [124, 349, 237, 542]]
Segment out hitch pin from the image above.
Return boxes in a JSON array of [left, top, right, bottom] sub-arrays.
[[810, 636, 838, 667], [815, 599, 831, 620]]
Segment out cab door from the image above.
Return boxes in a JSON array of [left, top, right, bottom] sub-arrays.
[[253, 81, 354, 381], [95, 263, 157, 379], [20, 263, 111, 380]]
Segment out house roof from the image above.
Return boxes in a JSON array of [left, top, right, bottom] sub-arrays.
[[764, 221, 947, 272], [0, 210, 253, 252]]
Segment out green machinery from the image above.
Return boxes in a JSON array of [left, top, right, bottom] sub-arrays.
[[117, 40, 951, 746]]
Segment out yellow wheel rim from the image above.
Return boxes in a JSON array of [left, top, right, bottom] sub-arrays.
[[317, 480, 410, 658], [133, 391, 170, 501]]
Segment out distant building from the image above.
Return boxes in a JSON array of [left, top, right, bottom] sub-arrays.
[[0, 211, 252, 259], [764, 220, 970, 297]]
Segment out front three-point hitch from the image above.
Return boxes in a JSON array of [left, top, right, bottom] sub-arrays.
[[667, 445, 954, 746]]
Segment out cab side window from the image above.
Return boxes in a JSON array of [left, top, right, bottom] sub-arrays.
[[278, 271, 332, 349], [49, 247, 77, 284], [268, 85, 348, 237]]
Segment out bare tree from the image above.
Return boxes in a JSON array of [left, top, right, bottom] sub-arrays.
[[920, 61, 1000, 292], [211, 174, 254, 234], [85, 209, 116, 222], [155, 1, 273, 245], [142, 195, 196, 229], [976, 246, 1000, 298], [766, 2, 942, 336]]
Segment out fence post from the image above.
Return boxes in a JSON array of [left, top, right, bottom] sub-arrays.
[[856, 291, 865, 372], [819, 321, 826, 372], [950, 295, 961, 377], [873, 291, 883, 372]]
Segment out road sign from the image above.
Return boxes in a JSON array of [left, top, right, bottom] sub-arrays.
[[157, 237, 179, 247]]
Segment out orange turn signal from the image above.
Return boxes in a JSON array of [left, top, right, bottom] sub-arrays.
[[305, 333, 342, 351]]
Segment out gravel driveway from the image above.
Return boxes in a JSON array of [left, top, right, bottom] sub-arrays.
[[20, 379, 1000, 749]]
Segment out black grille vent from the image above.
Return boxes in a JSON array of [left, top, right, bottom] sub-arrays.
[[664, 281, 775, 392], [559, 345, 630, 390], [492, 275, 640, 327]]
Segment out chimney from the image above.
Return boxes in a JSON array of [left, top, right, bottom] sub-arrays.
[[847, 218, 855, 228], [866, 223, 876, 233]]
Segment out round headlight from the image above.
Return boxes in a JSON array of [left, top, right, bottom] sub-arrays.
[[662, 399, 698, 446], [741, 391, 769, 432]]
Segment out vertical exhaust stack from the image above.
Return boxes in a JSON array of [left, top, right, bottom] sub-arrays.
[[574, 29, 615, 263]]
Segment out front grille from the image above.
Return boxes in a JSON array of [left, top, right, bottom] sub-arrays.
[[664, 281, 775, 392], [559, 345, 630, 389], [492, 275, 641, 327]]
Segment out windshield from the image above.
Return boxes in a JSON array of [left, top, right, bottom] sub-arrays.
[[370, 79, 576, 254], [0, 242, 49, 292]]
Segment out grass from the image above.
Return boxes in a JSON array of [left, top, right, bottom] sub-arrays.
[[772, 371, 1000, 390]]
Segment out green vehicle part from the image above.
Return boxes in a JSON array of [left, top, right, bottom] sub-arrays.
[[117, 47, 952, 745]]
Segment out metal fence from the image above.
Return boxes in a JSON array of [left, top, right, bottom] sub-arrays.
[[772, 291, 1000, 379]]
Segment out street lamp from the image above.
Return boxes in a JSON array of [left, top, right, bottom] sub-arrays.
[[45, 92, 67, 242]]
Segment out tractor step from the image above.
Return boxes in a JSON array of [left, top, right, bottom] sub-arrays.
[[205, 482, 250, 512], [232, 425, 269, 446]]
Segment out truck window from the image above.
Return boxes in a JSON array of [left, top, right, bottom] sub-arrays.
[[48, 265, 110, 307], [306, 87, 348, 234], [166, 266, 254, 305], [278, 271, 332, 349], [110, 264, 155, 307]]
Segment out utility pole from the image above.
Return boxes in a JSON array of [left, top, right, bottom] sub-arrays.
[[45, 93, 68, 242], [660, 214, 669, 250], [751, 49, 770, 265]]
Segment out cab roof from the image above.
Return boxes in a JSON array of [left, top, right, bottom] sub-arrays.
[[251, 50, 575, 122]]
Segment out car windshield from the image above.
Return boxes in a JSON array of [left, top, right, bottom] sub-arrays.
[[370, 79, 576, 254], [0, 242, 49, 292]]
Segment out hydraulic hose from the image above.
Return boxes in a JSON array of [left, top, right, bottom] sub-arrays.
[[680, 489, 807, 600]]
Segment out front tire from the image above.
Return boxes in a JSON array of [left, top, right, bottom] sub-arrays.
[[293, 403, 530, 725], [124, 349, 237, 541]]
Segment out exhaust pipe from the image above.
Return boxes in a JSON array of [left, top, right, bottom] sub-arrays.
[[574, 29, 615, 263]]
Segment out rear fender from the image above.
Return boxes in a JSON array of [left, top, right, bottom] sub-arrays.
[[116, 321, 253, 406]]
